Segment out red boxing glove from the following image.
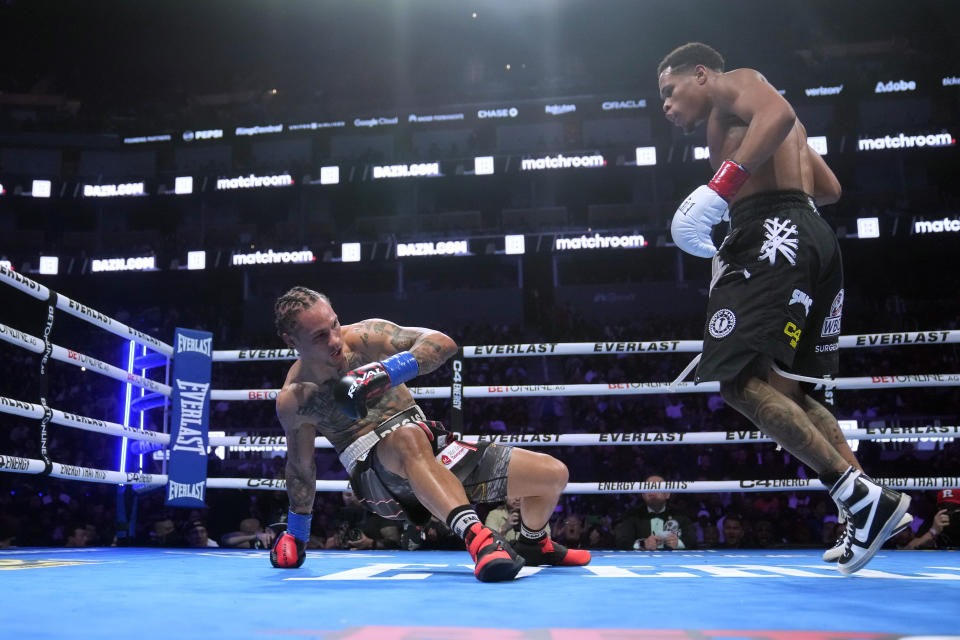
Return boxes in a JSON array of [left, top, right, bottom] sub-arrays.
[[270, 531, 306, 568], [707, 160, 750, 202]]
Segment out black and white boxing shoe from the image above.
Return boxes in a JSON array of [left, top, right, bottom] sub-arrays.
[[823, 495, 913, 563], [829, 468, 910, 575]]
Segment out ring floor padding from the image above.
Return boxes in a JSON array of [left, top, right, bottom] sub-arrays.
[[1, 547, 958, 639]]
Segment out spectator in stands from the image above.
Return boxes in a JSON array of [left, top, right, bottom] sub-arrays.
[[902, 489, 959, 550], [65, 523, 91, 547], [614, 475, 696, 550], [720, 514, 747, 548], [184, 520, 219, 548], [221, 517, 277, 549]]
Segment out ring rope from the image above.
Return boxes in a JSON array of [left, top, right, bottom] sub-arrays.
[[210, 330, 960, 362], [208, 373, 960, 401], [0, 395, 171, 444], [2, 391, 953, 450], [204, 425, 960, 449], [0, 265, 173, 357], [4, 454, 953, 495], [0, 322, 171, 396]]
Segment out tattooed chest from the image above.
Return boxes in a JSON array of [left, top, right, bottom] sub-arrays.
[[297, 384, 416, 450]]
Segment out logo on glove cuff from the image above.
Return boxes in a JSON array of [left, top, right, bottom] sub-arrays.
[[708, 309, 737, 339]]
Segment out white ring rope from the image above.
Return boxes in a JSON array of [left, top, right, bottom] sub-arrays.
[[0, 265, 172, 357], [204, 425, 960, 449], [0, 454, 165, 486], [3, 384, 955, 451], [210, 330, 960, 362], [0, 322, 171, 396], [209, 373, 960, 401], [1, 453, 955, 495], [0, 395, 170, 445]]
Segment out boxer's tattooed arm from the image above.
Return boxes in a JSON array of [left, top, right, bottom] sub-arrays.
[[284, 421, 317, 514], [360, 319, 457, 374]]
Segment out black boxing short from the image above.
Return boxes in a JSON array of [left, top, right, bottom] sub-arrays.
[[695, 190, 843, 384], [349, 409, 513, 526]]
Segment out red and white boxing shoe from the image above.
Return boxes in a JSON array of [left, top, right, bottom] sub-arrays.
[[464, 523, 525, 582], [515, 535, 591, 566]]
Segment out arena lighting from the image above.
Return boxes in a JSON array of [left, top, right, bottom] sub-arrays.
[[182, 129, 223, 141], [396, 240, 469, 258], [554, 233, 646, 251], [474, 156, 494, 176], [0, 183, 4, 194], [320, 166, 340, 185], [235, 124, 283, 136], [504, 235, 526, 255], [874, 79, 916, 93], [914, 217, 960, 234], [521, 153, 606, 171], [209, 431, 226, 461], [807, 136, 828, 156], [857, 217, 881, 239], [38, 256, 59, 275], [943, 76, 960, 86], [858, 132, 955, 151], [353, 116, 399, 128], [31, 179, 51, 198], [635, 147, 657, 166], [372, 162, 441, 179], [287, 120, 346, 131], [804, 85, 843, 97], [186, 251, 206, 270], [122, 134, 171, 144], [341, 243, 361, 263], [231, 249, 315, 266], [0, 260, 12, 270], [91, 256, 156, 273], [174, 176, 194, 195], [83, 182, 146, 198], [138, 344, 147, 469], [120, 340, 136, 475], [215, 173, 294, 190]]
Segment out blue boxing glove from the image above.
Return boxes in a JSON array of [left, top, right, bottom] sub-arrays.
[[671, 160, 749, 258], [333, 351, 419, 419]]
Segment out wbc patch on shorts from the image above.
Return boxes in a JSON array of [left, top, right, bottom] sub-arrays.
[[821, 289, 844, 337], [436, 441, 476, 469]]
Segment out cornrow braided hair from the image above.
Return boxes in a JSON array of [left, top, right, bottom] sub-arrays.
[[274, 286, 329, 336]]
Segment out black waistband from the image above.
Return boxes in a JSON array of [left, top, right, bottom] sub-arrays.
[[730, 190, 817, 224], [374, 405, 426, 437]]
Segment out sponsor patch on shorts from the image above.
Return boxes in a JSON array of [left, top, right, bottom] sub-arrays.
[[708, 309, 737, 339], [436, 442, 472, 469], [821, 289, 844, 337]]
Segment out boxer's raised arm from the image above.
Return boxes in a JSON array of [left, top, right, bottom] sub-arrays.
[[722, 70, 797, 173], [354, 319, 458, 375], [806, 144, 842, 206]]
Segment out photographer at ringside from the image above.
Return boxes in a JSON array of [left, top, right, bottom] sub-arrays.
[[904, 489, 960, 550]]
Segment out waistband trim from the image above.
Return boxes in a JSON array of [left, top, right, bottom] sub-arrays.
[[339, 405, 425, 476], [730, 190, 817, 222]]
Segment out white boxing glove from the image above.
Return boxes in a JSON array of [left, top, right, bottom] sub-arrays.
[[670, 160, 750, 258], [670, 185, 728, 258]]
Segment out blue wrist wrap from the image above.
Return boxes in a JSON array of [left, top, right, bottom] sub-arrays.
[[287, 511, 311, 542], [381, 351, 419, 385]]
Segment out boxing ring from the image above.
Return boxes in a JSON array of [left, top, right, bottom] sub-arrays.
[[1, 264, 959, 639]]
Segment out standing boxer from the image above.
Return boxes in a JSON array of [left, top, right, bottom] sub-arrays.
[[657, 42, 910, 575], [267, 286, 590, 581]]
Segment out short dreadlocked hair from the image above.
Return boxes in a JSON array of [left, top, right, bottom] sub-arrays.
[[274, 286, 330, 336], [657, 42, 725, 77]]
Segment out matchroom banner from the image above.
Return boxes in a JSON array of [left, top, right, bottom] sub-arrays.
[[165, 328, 213, 508]]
